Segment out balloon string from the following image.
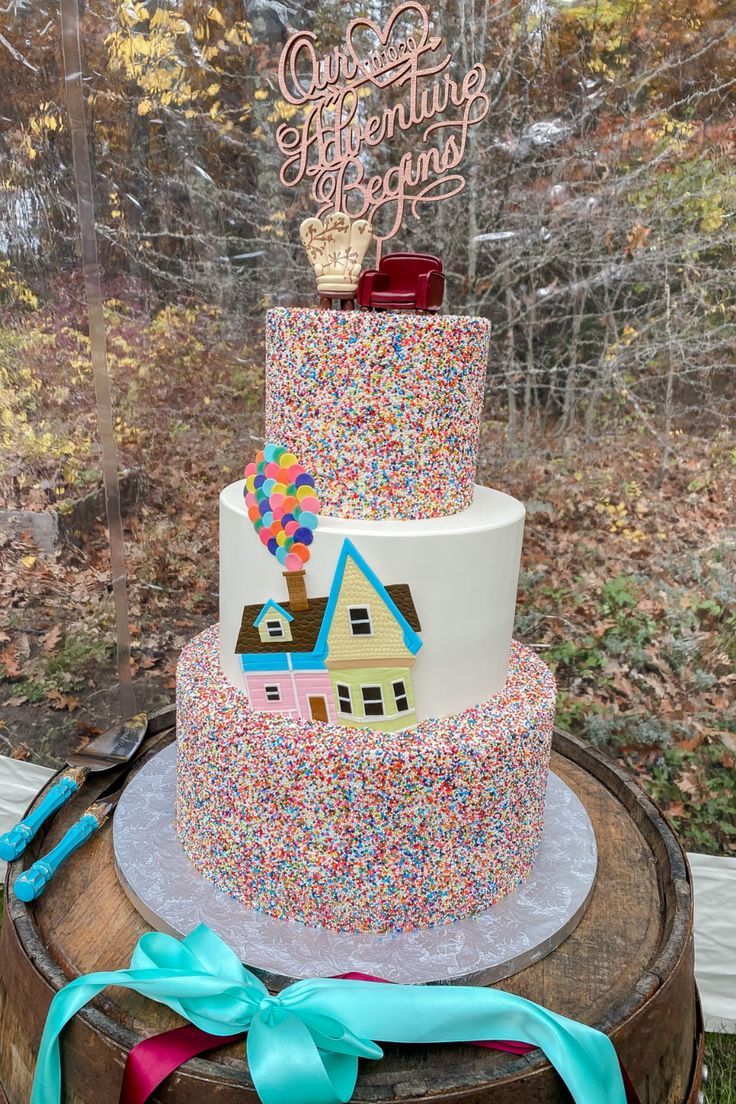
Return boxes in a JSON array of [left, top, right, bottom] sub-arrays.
[[59, 0, 137, 719]]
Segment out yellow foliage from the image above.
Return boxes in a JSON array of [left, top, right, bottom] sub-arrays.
[[266, 99, 302, 123], [699, 197, 725, 234], [224, 22, 252, 46], [0, 261, 39, 311], [20, 102, 64, 162]]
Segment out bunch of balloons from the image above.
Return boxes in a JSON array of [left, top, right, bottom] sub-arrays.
[[243, 445, 320, 571]]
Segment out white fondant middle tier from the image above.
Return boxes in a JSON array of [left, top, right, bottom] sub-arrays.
[[220, 481, 525, 724]]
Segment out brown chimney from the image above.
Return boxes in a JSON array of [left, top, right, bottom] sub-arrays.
[[283, 569, 309, 612]]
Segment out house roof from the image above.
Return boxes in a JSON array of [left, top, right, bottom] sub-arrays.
[[234, 584, 419, 656], [235, 597, 328, 655], [236, 539, 423, 659], [387, 584, 421, 633]]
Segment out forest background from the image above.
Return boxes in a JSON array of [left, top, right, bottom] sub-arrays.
[[0, 0, 734, 868]]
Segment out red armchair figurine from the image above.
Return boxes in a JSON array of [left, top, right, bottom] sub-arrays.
[[357, 253, 445, 312]]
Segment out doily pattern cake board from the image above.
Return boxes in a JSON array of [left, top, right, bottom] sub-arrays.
[[113, 742, 597, 988]]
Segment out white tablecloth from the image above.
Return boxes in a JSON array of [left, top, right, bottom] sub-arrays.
[[687, 852, 736, 1033], [0, 755, 55, 879], [1, 757, 734, 1031]]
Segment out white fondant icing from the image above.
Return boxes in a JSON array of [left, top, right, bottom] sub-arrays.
[[219, 482, 525, 723]]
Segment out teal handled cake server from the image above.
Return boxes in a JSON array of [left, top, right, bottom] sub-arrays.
[[0, 712, 150, 864], [13, 723, 174, 902]]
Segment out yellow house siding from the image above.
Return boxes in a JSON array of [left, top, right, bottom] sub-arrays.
[[326, 559, 412, 663]]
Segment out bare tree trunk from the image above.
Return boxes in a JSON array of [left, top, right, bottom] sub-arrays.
[[523, 286, 536, 449], [505, 285, 518, 451], [585, 276, 617, 438], [658, 279, 676, 482], [559, 286, 584, 441]]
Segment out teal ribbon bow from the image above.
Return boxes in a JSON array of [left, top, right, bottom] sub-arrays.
[[32, 924, 627, 1104]]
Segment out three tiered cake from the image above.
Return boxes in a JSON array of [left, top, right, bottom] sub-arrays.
[[174, 304, 557, 934]]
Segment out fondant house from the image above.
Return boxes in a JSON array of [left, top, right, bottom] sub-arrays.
[[235, 539, 422, 732]]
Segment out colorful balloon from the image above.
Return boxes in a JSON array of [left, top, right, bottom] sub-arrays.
[[243, 445, 321, 570]]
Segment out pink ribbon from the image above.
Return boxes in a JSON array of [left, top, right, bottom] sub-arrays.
[[119, 971, 642, 1104]]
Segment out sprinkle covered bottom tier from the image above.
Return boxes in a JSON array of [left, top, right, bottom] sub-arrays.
[[264, 308, 490, 521], [174, 625, 556, 934]]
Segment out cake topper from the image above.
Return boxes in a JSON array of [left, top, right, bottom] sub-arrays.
[[299, 211, 374, 310], [276, 2, 491, 250]]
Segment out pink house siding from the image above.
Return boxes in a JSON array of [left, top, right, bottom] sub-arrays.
[[294, 671, 335, 722], [245, 670, 335, 722], [246, 673, 298, 714]]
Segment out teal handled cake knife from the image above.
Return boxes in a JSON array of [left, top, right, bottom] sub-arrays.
[[0, 712, 149, 863], [13, 723, 174, 902], [14, 773, 135, 902]]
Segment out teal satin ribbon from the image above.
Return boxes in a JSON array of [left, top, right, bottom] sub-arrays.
[[31, 924, 627, 1104]]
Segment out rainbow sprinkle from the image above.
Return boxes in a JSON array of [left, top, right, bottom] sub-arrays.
[[264, 308, 490, 521], [174, 626, 556, 934]]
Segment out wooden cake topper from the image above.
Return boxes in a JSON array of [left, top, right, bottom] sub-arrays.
[[277, 2, 491, 250], [299, 212, 374, 309]]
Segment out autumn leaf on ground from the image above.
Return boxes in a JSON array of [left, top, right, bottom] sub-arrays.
[[625, 223, 652, 255], [3, 695, 29, 707], [0, 645, 22, 679], [678, 770, 702, 800], [676, 733, 706, 752], [43, 623, 63, 654], [46, 689, 81, 711]]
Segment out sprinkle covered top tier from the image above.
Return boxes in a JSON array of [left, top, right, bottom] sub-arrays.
[[265, 308, 490, 521]]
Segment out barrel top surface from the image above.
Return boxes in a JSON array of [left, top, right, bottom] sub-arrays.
[[2, 720, 695, 1101]]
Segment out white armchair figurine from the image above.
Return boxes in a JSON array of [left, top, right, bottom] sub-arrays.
[[299, 212, 374, 309]]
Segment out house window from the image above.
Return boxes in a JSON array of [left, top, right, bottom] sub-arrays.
[[361, 685, 384, 717], [348, 605, 373, 636], [264, 684, 281, 702], [265, 619, 284, 639], [393, 680, 410, 713], [336, 683, 353, 715]]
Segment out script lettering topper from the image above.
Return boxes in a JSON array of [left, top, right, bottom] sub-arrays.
[[276, 2, 490, 244]]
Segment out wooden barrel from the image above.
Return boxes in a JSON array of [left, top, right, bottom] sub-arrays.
[[0, 717, 703, 1104]]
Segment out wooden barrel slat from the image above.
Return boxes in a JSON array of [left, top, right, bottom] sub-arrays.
[[0, 718, 703, 1103]]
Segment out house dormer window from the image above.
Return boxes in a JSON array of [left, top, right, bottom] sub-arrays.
[[255, 604, 293, 644], [348, 605, 373, 636], [361, 685, 384, 717]]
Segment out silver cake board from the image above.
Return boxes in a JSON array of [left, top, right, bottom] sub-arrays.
[[113, 743, 597, 989]]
